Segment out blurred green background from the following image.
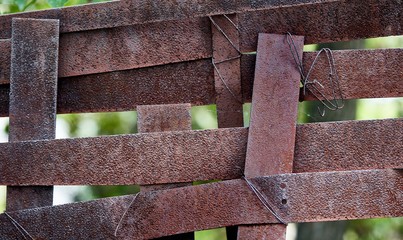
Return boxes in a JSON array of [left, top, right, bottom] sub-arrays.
[[0, 0, 402, 239]]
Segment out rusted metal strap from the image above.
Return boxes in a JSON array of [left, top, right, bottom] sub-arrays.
[[0, 0, 401, 42], [56, 17, 211, 77], [0, 119, 401, 186], [241, 48, 403, 103], [211, 14, 243, 128], [0, 169, 401, 239], [210, 14, 244, 238], [6, 18, 59, 211], [0, 49, 401, 116], [0, 1, 401, 79], [0, 40, 10, 83], [137, 104, 194, 240], [244, 33, 303, 177], [238, 33, 304, 239], [238, 0, 403, 52], [2, 41, 403, 87], [137, 104, 192, 133]]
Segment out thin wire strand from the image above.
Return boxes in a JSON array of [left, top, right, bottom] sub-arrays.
[[212, 60, 243, 104], [209, 15, 244, 104], [286, 32, 345, 117], [114, 193, 139, 237], [209, 15, 241, 54], [242, 177, 287, 224], [4, 212, 34, 240], [223, 14, 240, 31]]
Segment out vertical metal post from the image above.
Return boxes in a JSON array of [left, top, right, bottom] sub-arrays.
[[237, 33, 304, 239], [211, 14, 244, 240], [6, 18, 60, 211], [137, 103, 194, 240], [211, 14, 243, 128]]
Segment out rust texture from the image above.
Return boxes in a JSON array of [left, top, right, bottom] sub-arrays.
[[0, 48, 401, 116], [138, 104, 194, 239], [0, 48, 401, 117], [0, 169, 401, 239], [0, 2, 401, 79], [301, 48, 403, 101], [239, 0, 403, 52], [0, 39, 10, 84], [293, 118, 403, 173], [0, 1, 341, 37], [210, 14, 244, 240], [57, 59, 214, 115], [239, 33, 303, 239], [0, 128, 248, 186], [137, 104, 192, 133], [6, 18, 59, 211], [238, 224, 286, 240], [241, 48, 403, 103], [137, 104, 195, 240], [58, 17, 211, 77], [244, 33, 303, 178], [0, 119, 401, 186], [211, 14, 244, 128], [0, 0, 400, 43]]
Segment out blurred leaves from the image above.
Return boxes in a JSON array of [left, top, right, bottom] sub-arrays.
[[47, 0, 68, 7], [0, 0, 108, 14]]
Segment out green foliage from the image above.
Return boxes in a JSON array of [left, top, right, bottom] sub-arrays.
[[345, 218, 403, 240], [0, 0, 108, 14], [47, 0, 68, 7]]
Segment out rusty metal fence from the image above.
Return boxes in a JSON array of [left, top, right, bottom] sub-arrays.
[[0, 0, 402, 239]]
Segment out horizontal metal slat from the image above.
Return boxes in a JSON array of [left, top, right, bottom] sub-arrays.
[[0, 48, 401, 116], [0, 1, 401, 79], [0, 169, 401, 239], [0, 119, 401, 185], [0, 0, 363, 37]]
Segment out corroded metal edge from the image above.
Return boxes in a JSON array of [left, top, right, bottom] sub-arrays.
[[0, 119, 401, 185], [6, 18, 59, 211], [0, 1, 401, 78], [0, 169, 401, 239], [0, 1, 361, 36], [0, 48, 401, 116], [137, 104, 194, 240], [239, 33, 303, 239]]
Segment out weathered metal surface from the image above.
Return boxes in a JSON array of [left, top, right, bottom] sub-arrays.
[[0, 48, 401, 116], [0, 2, 401, 78], [293, 118, 403, 173], [239, 0, 403, 52], [210, 14, 244, 239], [239, 33, 303, 239], [0, 119, 401, 185], [0, 0, 344, 37], [237, 224, 287, 240], [211, 14, 243, 128], [241, 48, 403, 103], [137, 104, 192, 133], [137, 104, 194, 240], [301, 48, 403, 101], [8, 18, 59, 142], [244, 33, 303, 178], [58, 17, 211, 77], [0, 0, 400, 44], [0, 128, 247, 185], [6, 18, 59, 211], [0, 169, 401, 239], [0, 39, 10, 84], [57, 59, 214, 114]]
